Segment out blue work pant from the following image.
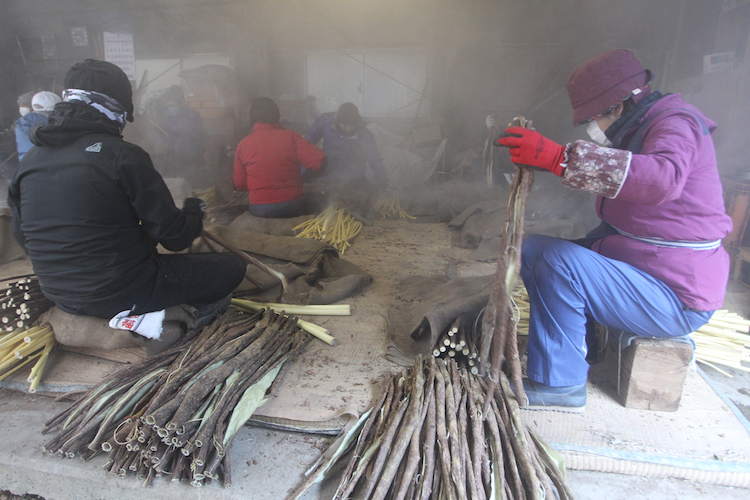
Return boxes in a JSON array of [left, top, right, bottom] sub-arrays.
[[520, 235, 712, 387], [248, 197, 307, 218]]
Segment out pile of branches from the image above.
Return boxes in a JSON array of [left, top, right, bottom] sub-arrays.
[[1, 275, 54, 331], [291, 356, 573, 500], [42, 308, 310, 488]]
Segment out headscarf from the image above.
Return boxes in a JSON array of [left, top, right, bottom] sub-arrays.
[[62, 88, 128, 132]]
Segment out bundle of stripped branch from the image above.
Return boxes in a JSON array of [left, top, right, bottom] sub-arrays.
[[432, 312, 484, 375], [0, 275, 56, 392], [289, 356, 573, 500], [0, 323, 55, 392], [433, 284, 530, 375], [293, 205, 363, 253], [42, 308, 311, 488], [373, 193, 416, 220], [1, 275, 54, 331], [189, 186, 216, 207], [480, 116, 534, 411], [692, 309, 750, 376]]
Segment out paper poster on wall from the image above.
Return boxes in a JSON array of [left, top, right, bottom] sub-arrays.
[[103, 32, 136, 81]]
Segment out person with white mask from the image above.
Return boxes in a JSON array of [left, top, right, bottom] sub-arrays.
[[15, 91, 62, 160], [495, 49, 731, 412], [0, 92, 35, 181]]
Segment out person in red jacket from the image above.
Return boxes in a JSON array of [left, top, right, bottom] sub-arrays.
[[233, 97, 326, 218]]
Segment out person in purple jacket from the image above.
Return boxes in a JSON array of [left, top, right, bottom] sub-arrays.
[[497, 49, 732, 412]]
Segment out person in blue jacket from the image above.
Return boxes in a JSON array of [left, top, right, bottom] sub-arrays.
[[304, 102, 388, 189], [154, 85, 208, 188], [15, 91, 62, 160]]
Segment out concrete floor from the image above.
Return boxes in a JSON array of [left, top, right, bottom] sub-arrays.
[[1, 286, 749, 500], [1, 382, 749, 500]]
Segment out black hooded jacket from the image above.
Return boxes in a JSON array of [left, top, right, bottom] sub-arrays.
[[7, 102, 203, 313]]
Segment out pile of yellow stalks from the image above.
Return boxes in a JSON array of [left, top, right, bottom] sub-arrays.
[[373, 193, 416, 220], [692, 310, 750, 376], [293, 205, 363, 254], [0, 323, 56, 392], [190, 185, 216, 207]]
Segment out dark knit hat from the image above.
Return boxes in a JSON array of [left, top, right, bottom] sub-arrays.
[[566, 49, 652, 126], [64, 59, 134, 122], [335, 102, 360, 126]]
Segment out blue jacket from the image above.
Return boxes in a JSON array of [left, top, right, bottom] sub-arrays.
[[15, 112, 50, 160], [157, 107, 207, 161], [305, 112, 387, 186]]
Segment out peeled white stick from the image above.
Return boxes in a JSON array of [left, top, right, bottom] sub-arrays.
[[230, 298, 350, 316], [296, 319, 339, 347], [28, 340, 55, 393], [231, 301, 339, 346]]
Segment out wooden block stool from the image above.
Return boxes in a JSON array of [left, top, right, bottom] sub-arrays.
[[616, 337, 693, 412]]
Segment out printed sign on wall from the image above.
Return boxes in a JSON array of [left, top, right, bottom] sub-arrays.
[[103, 32, 136, 81]]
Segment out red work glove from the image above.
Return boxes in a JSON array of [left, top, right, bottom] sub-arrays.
[[495, 127, 566, 177]]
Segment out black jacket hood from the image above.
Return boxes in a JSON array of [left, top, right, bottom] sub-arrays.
[[31, 101, 122, 148]]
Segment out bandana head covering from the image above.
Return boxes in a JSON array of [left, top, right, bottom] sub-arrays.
[[62, 88, 128, 132], [64, 59, 134, 122]]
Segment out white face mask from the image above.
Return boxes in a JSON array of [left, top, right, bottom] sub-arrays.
[[19, 107, 31, 117], [586, 120, 611, 146]]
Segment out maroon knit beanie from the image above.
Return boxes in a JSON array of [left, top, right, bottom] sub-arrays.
[[566, 49, 652, 126]]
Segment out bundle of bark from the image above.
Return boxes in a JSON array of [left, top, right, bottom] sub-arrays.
[[290, 356, 573, 500], [42, 307, 310, 488]]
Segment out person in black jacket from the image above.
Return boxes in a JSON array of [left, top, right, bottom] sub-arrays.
[[7, 59, 246, 320]]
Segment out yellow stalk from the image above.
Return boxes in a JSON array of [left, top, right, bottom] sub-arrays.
[[0, 352, 42, 382], [230, 298, 350, 316], [694, 326, 750, 343], [708, 319, 750, 333], [296, 319, 339, 346], [28, 339, 55, 383], [14, 333, 53, 359], [231, 302, 338, 346], [696, 359, 734, 377], [0, 327, 32, 351], [24, 327, 52, 343], [28, 340, 55, 393]]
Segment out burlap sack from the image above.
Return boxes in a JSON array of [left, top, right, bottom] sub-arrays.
[[42, 304, 197, 355]]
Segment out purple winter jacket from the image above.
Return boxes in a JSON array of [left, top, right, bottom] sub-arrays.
[[561, 93, 732, 311]]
